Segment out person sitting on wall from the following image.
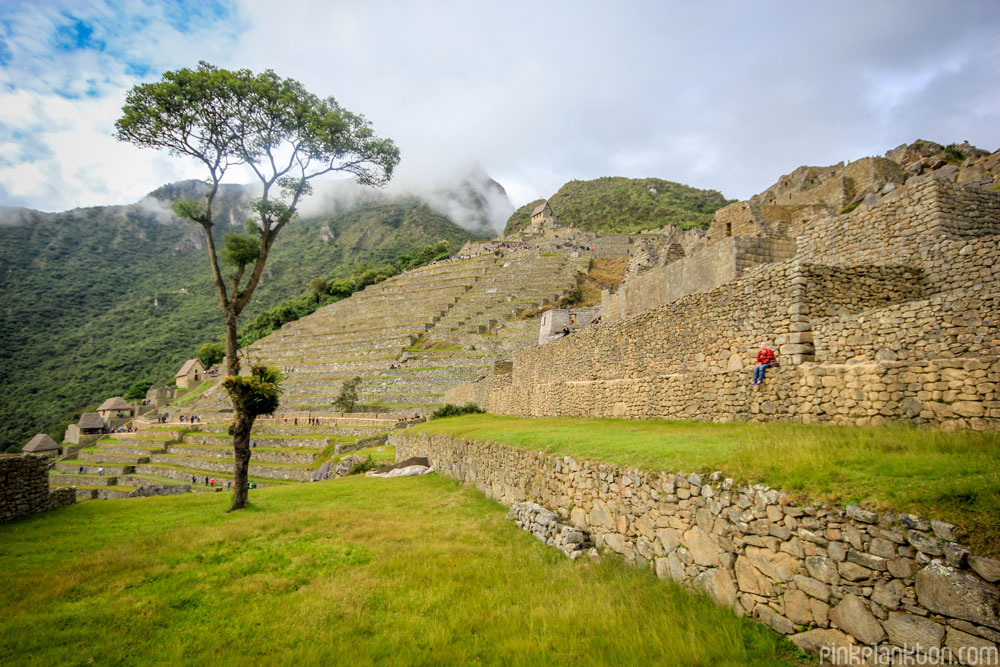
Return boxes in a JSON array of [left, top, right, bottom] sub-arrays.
[[752, 342, 778, 386], [561, 325, 571, 336]]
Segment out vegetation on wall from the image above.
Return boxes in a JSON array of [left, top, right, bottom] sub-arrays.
[[504, 177, 732, 235]]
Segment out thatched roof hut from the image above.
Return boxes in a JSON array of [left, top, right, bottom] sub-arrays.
[[97, 397, 131, 412], [77, 412, 105, 431], [23, 433, 60, 453]]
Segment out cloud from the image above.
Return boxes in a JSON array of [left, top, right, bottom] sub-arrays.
[[1, 0, 998, 216]]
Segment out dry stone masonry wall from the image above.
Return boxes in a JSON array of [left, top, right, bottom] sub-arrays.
[[1, 454, 75, 522], [449, 179, 1000, 429], [392, 432, 1000, 663]]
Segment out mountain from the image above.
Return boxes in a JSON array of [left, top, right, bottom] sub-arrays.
[[0, 174, 506, 452], [504, 177, 732, 235]]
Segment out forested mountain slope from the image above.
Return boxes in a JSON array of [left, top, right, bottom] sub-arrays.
[[0, 178, 502, 451]]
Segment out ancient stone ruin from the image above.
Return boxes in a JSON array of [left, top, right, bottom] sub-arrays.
[[448, 142, 1000, 430]]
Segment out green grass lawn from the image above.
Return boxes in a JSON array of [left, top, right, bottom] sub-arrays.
[[413, 415, 1000, 555], [0, 477, 804, 665]]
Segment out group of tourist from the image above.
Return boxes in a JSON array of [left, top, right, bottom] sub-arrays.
[[191, 476, 257, 490], [113, 425, 137, 433], [283, 366, 297, 373], [386, 362, 403, 369], [178, 415, 202, 424]]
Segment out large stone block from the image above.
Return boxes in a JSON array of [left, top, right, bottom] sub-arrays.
[[915, 560, 1000, 629], [830, 594, 886, 645]]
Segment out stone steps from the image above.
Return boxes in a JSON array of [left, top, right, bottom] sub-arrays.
[[93, 442, 167, 457], [169, 442, 321, 465], [55, 461, 135, 475], [182, 433, 341, 450], [132, 463, 286, 487], [49, 473, 118, 486], [79, 450, 149, 465], [147, 453, 315, 482]]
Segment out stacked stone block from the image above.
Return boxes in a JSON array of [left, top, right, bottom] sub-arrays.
[[393, 432, 1000, 663], [1, 454, 75, 521]]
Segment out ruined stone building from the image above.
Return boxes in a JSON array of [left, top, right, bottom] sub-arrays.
[[449, 151, 1000, 429]]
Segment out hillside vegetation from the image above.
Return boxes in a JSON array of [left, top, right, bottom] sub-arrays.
[[0, 475, 803, 664], [0, 191, 478, 452], [504, 177, 732, 234]]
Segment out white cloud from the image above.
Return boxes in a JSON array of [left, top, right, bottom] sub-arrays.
[[0, 0, 998, 214]]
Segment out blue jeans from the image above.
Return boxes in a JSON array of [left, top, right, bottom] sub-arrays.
[[753, 363, 771, 383]]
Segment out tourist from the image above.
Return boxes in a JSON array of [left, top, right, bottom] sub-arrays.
[[98, 467, 103, 476], [561, 325, 571, 336], [752, 342, 778, 386], [78, 465, 83, 474]]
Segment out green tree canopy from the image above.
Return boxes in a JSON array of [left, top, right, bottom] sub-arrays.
[[115, 61, 400, 377]]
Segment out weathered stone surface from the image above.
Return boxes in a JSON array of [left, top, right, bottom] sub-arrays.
[[756, 605, 795, 635], [789, 628, 854, 658], [589, 499, 615, 530], [915, 560, 1000, 629], [570, 506, 588, 528], [695, 567, 739, 611], [683, 526, 722, 567], [908, 530, 944, 556], [847, 549, 888, 571], [872, 580, 905, 609], [794, 575, 831, 602], [657, 528, 681, 554], [945, 628, 999, 665], [970, 556, 1000, 583], [885, 612, 945, 652], [736, 555, 773, 596], [838, 560, 875, 582], [805, 556, 840, 584], [845, 504, 877, 524], [830, 594, 886, 645], [746, 545, 799, 582], [784, 589, 813, 625]]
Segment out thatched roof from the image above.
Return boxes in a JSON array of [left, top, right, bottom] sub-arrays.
[[77, 413, 105, 429], [176, 358, 204, 377], [532, 202, 550, 216], [97, 396, 130, 411], [23, 433, 59, 452]]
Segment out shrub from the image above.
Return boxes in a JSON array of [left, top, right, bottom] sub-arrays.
[[196, 342, 225, 369], [348, 455, 377, 475], [124, 380, 154, 401], [430, 402, 485, 419], [942, 144, 966, 162], [333, 377, 363, 413]]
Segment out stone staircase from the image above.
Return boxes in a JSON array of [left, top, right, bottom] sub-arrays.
[[49, 416, 401, 499]]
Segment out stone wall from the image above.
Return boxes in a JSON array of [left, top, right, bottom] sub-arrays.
[[448, 357, 1000, 429], [0, 454, 75, 522], [391, 432, 1000, 662], [603, 236, 796, 322]]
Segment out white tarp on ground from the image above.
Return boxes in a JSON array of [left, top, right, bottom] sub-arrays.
[[365, 465, 434, 478]]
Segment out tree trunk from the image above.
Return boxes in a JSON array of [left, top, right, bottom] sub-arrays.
[[228, 409, 254, 511], [224, 309, 240, 377]]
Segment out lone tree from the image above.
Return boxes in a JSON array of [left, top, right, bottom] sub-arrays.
[[115, 62, 400, 378], [222, 365, 282, 510], [116, 63, 398, 510]]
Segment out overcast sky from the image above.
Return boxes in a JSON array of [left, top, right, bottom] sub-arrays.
[[1, 0, 998, 213]]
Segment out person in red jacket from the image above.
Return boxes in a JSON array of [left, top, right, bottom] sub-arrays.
[[752, 343, 777, 385]]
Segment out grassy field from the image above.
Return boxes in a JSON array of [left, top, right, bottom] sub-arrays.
[[413, 415, 1000, 555], [0, 476, 805, 665]]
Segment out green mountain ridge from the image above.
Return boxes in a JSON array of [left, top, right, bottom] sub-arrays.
[[0, 183, 492, 452], [504, 176, 732, 235]]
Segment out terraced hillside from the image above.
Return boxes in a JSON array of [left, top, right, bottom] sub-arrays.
[[220, 251, 587, 419], [49, 418, 399, 500], [47, 249, 588, 500]]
